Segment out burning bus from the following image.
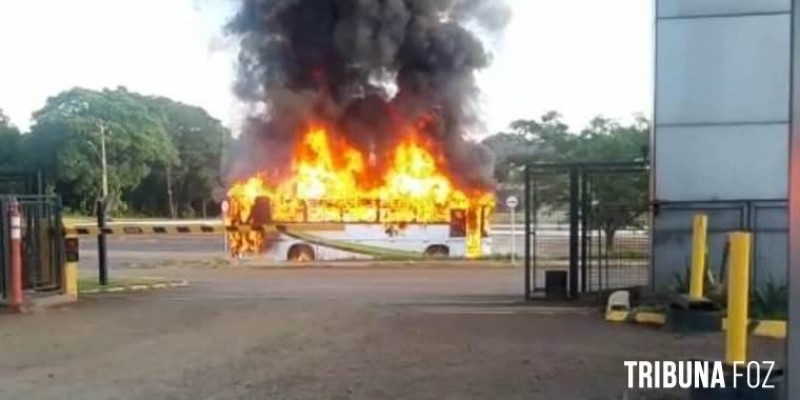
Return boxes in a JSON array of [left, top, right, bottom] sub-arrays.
[[222, 0, 509, 261], [225, 124, 495, 261]]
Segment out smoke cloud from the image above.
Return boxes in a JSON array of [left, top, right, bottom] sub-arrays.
[[225, 0, 511, 191]]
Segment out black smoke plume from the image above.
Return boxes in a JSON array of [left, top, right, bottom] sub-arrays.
[[225, 0, 511, 191]]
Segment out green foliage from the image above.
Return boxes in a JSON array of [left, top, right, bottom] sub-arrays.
[[482, 112, 649, 248], [0, 108, 21, 169], [751, 281, 788, 320], [24, 87, 177, 212], [130, 95, 232, 217], [672, 265, 787, 320], [577, 117, 649, 246], [671, 269, 688, 294], [20, 87, 232, 216]]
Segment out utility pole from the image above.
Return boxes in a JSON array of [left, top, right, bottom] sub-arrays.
[[96, 121, 109, 286], [99, 123, 109, 200]]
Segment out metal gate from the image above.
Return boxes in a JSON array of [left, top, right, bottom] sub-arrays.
[[523, 162, 649, 300], [1, 195, 64, 300]]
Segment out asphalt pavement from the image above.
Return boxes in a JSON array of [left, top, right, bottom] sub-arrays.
[[0, 265, 785, 400]]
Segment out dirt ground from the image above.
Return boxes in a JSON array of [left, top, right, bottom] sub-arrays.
[[0, 265, 786, 400]]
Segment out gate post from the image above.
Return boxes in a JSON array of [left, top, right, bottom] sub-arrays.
[[524, 164, 532, 300], [568, 166, 580, 299], [8, 199, 23, 311], [580, 169, 589, 294], [96, 199, 108, 286]]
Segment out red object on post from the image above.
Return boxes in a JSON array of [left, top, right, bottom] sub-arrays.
[[8, 199, 23, 312]]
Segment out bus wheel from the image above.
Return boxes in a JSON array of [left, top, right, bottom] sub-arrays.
[[424, 245, 450, 259], [288, 244, 315, 262]]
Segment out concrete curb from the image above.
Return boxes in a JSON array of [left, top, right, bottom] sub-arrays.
[[722, 318, 787, 339], [80, 279, 189, 295], [606, 310, 787, 339], [605, 309, 666, 326]]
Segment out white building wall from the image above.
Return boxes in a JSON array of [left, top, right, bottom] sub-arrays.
[[653, 0, 791, 289]]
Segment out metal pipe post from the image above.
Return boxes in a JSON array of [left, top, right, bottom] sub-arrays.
[[510, 205, 516, 265], [689, 214, 708, 299], [580, 171, 588, 294], [8, 199, 23, 311], [96, 199, 108, 286], [568, 167, 579, 299], [726, 232, 751, 364], [790, 2, 800, 396], [524, 165, 532, 300]]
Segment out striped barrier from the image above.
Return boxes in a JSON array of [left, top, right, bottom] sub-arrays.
[[61, 223, 279, 236], [59, 222, 349, 236]]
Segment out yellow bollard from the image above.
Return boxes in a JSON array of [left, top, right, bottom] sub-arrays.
[[726, 232, 751, 364], [64, 261, 78, 298], [63, 232, 80, 298], [689, 214, 708, 299]]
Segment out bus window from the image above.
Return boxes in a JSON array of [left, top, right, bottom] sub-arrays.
[[251, 196, 273, 225], [450, 209, 466, 238]]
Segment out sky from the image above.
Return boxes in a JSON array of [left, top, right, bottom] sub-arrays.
[[0, 0, 653, 136]]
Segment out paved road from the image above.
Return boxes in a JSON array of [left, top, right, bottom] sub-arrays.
[[79, 236, 227, 271], [74, 219, 646, 235], [77, 229, 647, 271], [0, 266, 785, 400]]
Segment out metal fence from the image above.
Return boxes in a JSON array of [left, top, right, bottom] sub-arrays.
[[0, 195, 64, 300], [0, 170, 43, 196], [652, 199, 787, 293], [523, 162, 650, 300]]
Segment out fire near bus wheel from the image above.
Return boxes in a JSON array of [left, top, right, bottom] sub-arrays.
[[424, 245, 450, 259], [287, 244, 315, 262]]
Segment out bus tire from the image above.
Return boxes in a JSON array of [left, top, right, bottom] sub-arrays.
[[288, 244, 315, 262], [424, 245, 450, 259]]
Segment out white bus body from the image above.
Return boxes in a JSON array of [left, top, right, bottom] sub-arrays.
[[258, 223, 492, 261]]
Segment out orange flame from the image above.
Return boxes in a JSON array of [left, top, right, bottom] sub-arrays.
[[227, 122, 494, 257]]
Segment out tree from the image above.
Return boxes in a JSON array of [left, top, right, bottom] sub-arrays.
[[0, 108, 21, 169], [24, 87, 178, 213], [484, 112, 649, 248], [483, 112, 578, 214], [482, 111, 574, 184], [129, 96, 232, 217], [576, 116, 649, 249], [0, 109, 25, 194]]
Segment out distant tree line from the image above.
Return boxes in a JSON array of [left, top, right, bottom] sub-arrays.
[[0, 87, 233, 218], [0, 91, 648, 224]]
